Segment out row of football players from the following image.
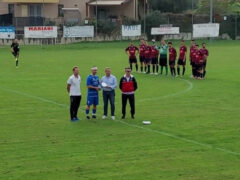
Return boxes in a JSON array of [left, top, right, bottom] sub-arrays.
[[125, 39, 209, 79]]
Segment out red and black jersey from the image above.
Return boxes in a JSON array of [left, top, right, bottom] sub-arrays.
[[119, 75, 138, 94], [169, 47, 177, 61], [151, 45, 159, 59], [191, 49, 197, 63], [190, 45, 195, 59], [139, 44, 146, 57], [144, 46, 152, 59], [179, 45, 187, 60], [126, 46, 139, 58], [195, 50, 203, 64], [200, 48, 209, 62]]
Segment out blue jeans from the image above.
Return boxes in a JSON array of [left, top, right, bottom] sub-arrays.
[[103, 90, 115, 116]]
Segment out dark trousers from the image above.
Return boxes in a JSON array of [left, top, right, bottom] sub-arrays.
[[122, 94, 135, 116], [103, 90, 115, 116], [70, 96, 81, 119]]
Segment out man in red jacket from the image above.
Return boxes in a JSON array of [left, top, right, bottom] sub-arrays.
[[119, 67, 138, 119]]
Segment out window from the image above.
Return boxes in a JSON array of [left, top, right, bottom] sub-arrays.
[[29, 4, 42, 17], [21, 5, 28, 17], [8, 4, 14, 16], [58, 4, 64, 17]]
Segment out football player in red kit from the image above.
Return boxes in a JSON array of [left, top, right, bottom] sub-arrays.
[[168, 42, 177, 77], [194, 45, 204, 80], [139, 39, 146, 73], [125, 41, 139, 72], [144, 42, 152, 74], [177, 40, 187, 77], [151, 40, 159, 75], [200, 43, 209, 78], [191, 45, 198, 78], [190, 40, 196, 77]]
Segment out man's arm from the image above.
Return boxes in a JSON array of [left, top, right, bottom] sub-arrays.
[[119, 77, 123, 90], [67, 84, 71, 93], [164, 45, 168, 50], [155, 45, 160, 50], [125, 47, 129, 55], [110, 76, 117, 90], [135, 47, 139, 55], [10, 46, 14, 53], [88, 85, 100, 91], [133, 77, 138, 91], [183, 51, 187, 61], [67, 78, 72, 93]]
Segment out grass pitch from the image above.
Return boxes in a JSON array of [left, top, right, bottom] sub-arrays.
[[0, 40, 240, 180]]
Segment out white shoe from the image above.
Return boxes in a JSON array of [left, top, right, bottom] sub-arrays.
[[155, 73, 158, 75], [150, 73, 154, 75], [102, 115, 107, 119], [111, 116, 115, 120]]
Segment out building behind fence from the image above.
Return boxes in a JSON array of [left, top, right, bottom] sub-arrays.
[[0, 0, 239, 45]]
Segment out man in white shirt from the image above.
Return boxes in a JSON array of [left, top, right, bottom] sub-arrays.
[[67, 66, 81, 122]]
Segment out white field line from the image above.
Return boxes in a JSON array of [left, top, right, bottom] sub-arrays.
[[1, 80, 240, 157], [115, 120, 240, 156], [138, 79, 193, 102], [0, 88, 68, 109]]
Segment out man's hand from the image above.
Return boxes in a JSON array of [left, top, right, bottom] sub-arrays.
[[95, 87, 101, 91]]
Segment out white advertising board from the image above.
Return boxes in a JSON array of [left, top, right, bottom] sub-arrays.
[[24, 26, 58, 38], [0, 27, 15, 39], [122, 25, 141, 37], [193, 23, 220, 38], [63, 26, 94, 38], [151, 27, 180, 35]]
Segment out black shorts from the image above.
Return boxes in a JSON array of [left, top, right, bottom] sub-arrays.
[[178, 59, 186, 66], [12, 51, 19, 57], [151, 58, 158, 64], [169, 61, 175, 66], [196, 64, 203, 71], [145, 58, 151, 64], [159, 54, 167, 66], [202, 61, 207, 67], [139, 56, 145, 63], [191, 62, 196, 68], [190, 59, 193, 65], [129, 57, 137, 64]]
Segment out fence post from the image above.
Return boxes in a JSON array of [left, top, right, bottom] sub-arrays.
[[235, 14, 238, 40]]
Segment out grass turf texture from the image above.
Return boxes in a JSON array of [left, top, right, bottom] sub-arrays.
[[0, 41, 240, 180]]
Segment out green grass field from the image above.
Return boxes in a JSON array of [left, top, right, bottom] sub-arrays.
[[0, 40, 240, 180]]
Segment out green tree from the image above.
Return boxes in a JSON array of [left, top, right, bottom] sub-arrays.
[[149, 0, 198, 13], [229, 0, 240, 14], [196, 0, 240, 14]]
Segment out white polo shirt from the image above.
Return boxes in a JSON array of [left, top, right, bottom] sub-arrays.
[[67, 74, 81, 96]]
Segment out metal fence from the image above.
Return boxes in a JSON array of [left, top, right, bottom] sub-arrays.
[[0, 14, 12, 26]]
